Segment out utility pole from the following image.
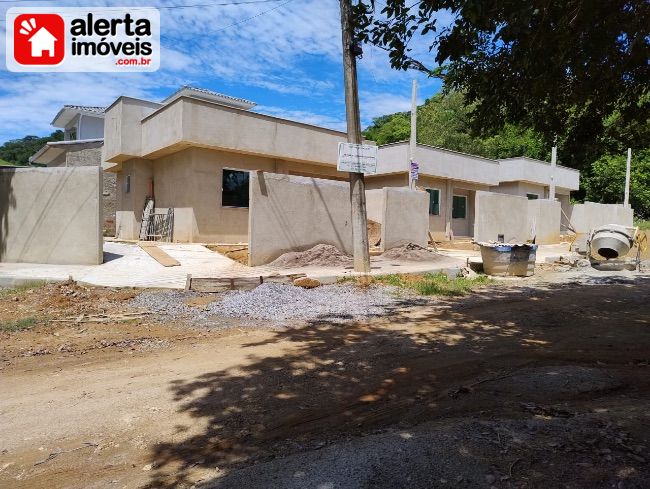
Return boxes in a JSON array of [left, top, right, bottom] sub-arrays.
[[339, 0, 370, 273], [549, 145, 557, 200], [624, 148, 631, 208], [408, 79, 417, 190]]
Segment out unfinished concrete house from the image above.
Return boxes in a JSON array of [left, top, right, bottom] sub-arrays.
[[30, 105, 116, 236], [369, 142, 500, 240], [103, 86, 599, 263], [492, 156, 580, 227], [104, 87, 353, 245]]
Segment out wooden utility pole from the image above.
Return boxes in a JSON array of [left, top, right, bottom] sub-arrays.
[[339, 0, 370, 273], [408, 79, 417, 190], [624, 148, 631, 208]]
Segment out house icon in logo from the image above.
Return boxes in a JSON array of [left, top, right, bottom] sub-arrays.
[[13, 13, 65, 66], [28, 27, 58, 57]]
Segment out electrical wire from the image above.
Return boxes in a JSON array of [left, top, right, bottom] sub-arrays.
[[0, 0, 283, 7]]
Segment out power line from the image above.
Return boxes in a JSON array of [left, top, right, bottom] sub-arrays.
[[212, 0, 295, 32], [0, 0, 284, 7]]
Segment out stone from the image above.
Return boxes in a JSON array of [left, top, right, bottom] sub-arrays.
[[293, 277, 321, 289]]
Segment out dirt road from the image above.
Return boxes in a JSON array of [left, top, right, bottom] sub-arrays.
[[1, 277, 649, 488]]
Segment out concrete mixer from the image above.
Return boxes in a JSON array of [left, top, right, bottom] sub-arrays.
[[586, 225, 646, 271]]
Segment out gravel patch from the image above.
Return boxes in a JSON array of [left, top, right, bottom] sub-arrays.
[[129, 289, 200, 318], [129, 283, 422, 326], [205, 283, 413, 323]]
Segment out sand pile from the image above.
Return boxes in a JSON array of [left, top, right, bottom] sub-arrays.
[[269, 244, 353, 268], [382, 243, 444, 262]]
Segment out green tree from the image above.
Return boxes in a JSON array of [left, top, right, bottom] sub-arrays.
[[583, 150, 650, 218], [353, 1, 650, 165], [363, 113, 410, 145], [0, 130, 64, 166], [363, 91, 548, 160]]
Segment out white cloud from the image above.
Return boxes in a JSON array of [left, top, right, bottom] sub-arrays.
[[0, 0, 444, 143], [255, 105, 346, 132]]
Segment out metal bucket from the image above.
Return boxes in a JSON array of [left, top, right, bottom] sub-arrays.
[[479, 243, 538, 276], [589, 225, 633, 260]]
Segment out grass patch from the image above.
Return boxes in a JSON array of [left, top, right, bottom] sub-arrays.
[[0, 280, 47, 297], [634, 219, 650, 230], [348, 272, 492, 297], [0, 317, 39, 332]]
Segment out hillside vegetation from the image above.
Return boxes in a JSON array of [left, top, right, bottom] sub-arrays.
[[362, 91, 650, 218], [0, 130, 63, 166]]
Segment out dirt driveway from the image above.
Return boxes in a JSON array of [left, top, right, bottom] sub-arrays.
[[1, 277, 649, 488]]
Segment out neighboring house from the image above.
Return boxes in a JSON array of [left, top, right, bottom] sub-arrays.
[[103, 86, 581, 243], [30, 105, 117, 236]]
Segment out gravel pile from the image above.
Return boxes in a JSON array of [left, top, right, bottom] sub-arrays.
[[205, 283, 407, 323]]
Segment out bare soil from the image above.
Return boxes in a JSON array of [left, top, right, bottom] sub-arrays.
[[206, 245, 249, 266], [1, 276, 649, 488]]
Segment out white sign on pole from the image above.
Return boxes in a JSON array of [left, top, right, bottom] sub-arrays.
[[337, 142, 378, 174], [410, 161, 419, 181]]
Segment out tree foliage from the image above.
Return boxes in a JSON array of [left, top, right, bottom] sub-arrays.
[[583, 150, 650, 219], [363, 91, 548, 160], [0, 130, 64, 166], [352, 0, 650, 166]]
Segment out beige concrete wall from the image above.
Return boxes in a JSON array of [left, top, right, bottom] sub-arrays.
[[103, 97, 161, 163], [377, 142, 500, 186], [152, 148, 278, 243], [115, 159, 153, 240], [527, 199, 561, 244], [248, 172, 352, 266], [474, 191, 530, 243], [136, 97, 349, 165], [0, 167, 102, 265], [48, 145, 116, 236], [365, 189, 384, 224], [498, 157, 580, 191], [568, 202, 634, 233], [382, 188, 428, 250]]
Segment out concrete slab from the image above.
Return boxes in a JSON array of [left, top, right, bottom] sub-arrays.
[[0, 241, 468, 289]]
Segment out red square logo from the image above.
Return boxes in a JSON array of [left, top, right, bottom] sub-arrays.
[[13, 14, 64, 65]]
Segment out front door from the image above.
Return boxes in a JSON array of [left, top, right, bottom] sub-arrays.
[[451, 194, 469, 237]]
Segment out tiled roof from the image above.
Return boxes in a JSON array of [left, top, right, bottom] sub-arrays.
[[63, 105, 106, 114], [162, 86, 256, 108]]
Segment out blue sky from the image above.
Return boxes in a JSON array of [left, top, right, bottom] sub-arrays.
[[0, 0, 445, 144]]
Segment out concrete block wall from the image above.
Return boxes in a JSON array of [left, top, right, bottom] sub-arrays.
[[381, 187, 429, 250], [527, 199, 561, 244], [248, 172, 352, 266], [567, 202, 634, 234], [0, 166, 102, 265], [474, 192, 531, 243], [365, 189, 384, 224], [474, 191, 563, 244], [64, 147, 116, 237]]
